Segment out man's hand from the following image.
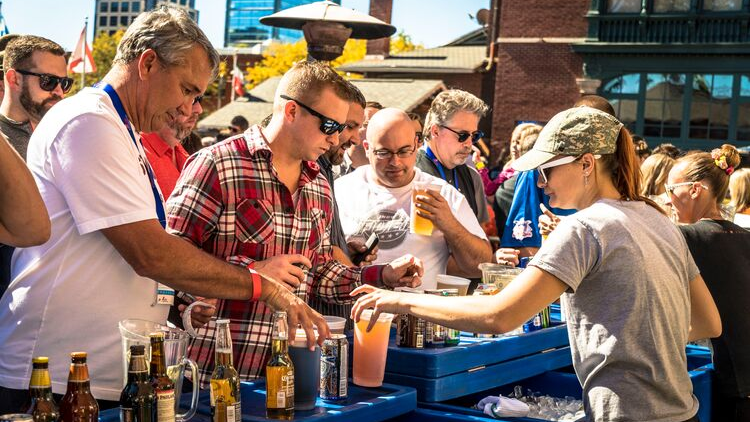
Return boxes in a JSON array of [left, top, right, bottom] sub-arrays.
[[382, 254, 423, 289], [538, 204, 561, 237], [414, 190, 458, 233], [260, 278, 330, 350], [350, 285, 405, 332], [495, 248, 520, 267], [347, 238, 379, 267], [253, 254, 312, 292], [178, 297, 218, 330]]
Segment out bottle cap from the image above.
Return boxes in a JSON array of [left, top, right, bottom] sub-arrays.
[[32, 357, 49, 364]]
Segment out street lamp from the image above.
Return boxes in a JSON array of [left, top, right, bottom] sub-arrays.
[[259, 0, 396, 62]]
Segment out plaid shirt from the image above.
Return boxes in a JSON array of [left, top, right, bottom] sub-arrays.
[[166, 126, 382, 388]]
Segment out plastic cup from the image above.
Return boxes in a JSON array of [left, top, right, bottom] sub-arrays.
[[411, 182, 441, 236], [288, 328, 320, 410], [353, 309, 394, 387], [435, 275, 471, 296], [478, 263, 523, 292], [324, 316, 347, 335]]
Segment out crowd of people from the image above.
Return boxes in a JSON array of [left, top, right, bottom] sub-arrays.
[[0, 5, 748, 422]]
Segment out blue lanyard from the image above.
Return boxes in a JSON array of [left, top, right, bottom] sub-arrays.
[[97, 83, 166, 228], [425, 146, 458, 189]]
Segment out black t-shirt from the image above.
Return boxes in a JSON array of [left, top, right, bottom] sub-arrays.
[[680, 219, 750, 397]]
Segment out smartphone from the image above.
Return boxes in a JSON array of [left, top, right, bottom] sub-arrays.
[[352, 233, 379, 266]]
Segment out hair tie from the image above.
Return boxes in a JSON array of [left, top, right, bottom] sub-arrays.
[[711, 148, 733, 175]]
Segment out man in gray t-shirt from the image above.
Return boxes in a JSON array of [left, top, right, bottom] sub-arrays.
[[533, 199, 699, 422]]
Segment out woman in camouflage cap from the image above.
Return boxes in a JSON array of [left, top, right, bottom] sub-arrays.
[[350, 106, 721, 422]]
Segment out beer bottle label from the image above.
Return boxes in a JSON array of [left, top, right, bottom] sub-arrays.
[[120, 407, 133, 422], [276, 390, 285, 408], [228, 402, 241, 422], [156, 390, 175, 422]]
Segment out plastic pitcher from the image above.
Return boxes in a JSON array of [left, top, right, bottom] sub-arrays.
[[119, 319, 200, 421]]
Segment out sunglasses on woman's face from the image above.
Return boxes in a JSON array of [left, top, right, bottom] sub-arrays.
[[280, 94, 345, 135], [15, 69, 74, 93], [537, 154, 601, 184]]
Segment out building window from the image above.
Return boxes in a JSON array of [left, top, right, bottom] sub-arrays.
[[121, 1, 129, 12], [111, 1, 119, 12], [653, 0, 691, 12], [132, 2, 140, 12], [99, 16, 107, 27], [110, 16, 118, 26], [608, 0, 641, 13], [703, 0, 742, 10], [602, 73, 750, 146], [100, 1, 109, 12], [120, 16, 130, 26]]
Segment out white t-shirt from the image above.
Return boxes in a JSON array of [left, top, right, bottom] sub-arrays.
[[0, 88, 168, 400], [335, 166, 486, 289]]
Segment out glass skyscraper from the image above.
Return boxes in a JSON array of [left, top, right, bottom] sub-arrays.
[[224, 0, 341, 47]]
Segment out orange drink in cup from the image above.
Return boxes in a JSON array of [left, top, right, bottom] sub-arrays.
[[353, 309, 394, 387], [411, 182, 441, 236]]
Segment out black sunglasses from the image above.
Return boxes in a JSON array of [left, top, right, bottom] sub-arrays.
[[280, 94, 345, 135], [440, 125, 484, 144], [15, 69, 74, 94]]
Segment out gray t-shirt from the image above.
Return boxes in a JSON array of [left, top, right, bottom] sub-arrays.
[[0, 113, 32, 161], [532, 199, 700, 422]]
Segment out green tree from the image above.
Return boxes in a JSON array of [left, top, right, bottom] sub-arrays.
[[67, 30, 124, 95]]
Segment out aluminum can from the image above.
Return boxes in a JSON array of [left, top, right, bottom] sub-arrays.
[[523, 312, 543, 333], [0, 415, 33, 422], [320, 334, 348, 401], [397, 313, 425, 348], [440, 289, 460, 347]]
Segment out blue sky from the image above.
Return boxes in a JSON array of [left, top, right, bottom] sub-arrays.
[[3, 0, 489, 51]]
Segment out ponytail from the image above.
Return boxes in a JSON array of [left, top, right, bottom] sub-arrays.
[[599, 128, 665, 214]]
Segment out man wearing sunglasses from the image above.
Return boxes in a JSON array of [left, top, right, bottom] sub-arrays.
[[0, 35, 67, 300], [0, 35, 68, 161], [417, 90, 491, 231], [335, 108, 491, 287], [0, 8, 333, 411], [166, 60, 424, 389]]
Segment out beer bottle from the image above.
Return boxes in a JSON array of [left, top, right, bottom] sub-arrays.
[[59, 352, 98, 422], [149, 333, 175, 422], [210, 320, 241, 422], [28, 357, 59, 422], [265, 311, 294, 420], [120, 345, 156, 422]]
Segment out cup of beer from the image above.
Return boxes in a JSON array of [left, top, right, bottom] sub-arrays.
[[411, 181, 442, 236]]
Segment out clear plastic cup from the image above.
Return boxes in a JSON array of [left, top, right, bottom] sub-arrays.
[[411, 182, 441, 236], [353, 310, 394, 387], [324, 316, 347, 335], [435, 274, 471, 296], [478, 263, 523, 292]]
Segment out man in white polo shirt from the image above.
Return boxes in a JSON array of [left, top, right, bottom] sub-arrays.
[[335, 108, 492, 289], [0, 7, 328, 412]]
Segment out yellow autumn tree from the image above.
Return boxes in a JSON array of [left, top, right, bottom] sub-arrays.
[[67, 30, 125, 95], [243, 33, 419, 90]]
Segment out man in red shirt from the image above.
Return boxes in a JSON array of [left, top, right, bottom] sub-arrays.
[[141, 96, 202, 197]]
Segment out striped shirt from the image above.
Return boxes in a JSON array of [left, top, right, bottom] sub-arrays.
[[166, 125, 382, 387]]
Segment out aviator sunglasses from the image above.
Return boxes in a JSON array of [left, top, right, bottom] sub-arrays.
[[15, 69, 74, 94], [440, 125, 484, 144], [280, 94, 346, 135]]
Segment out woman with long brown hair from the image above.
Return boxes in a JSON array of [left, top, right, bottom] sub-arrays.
[[351, 107, 721, 422], [668, 145, 750, 421]]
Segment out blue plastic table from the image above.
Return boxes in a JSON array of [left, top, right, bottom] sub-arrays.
[[100, 380, 416, 422]]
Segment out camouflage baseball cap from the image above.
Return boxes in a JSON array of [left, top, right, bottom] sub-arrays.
[[512, 106, 624, 171]]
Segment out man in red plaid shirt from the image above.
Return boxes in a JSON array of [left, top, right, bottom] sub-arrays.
[[166, 61, 424, 386]]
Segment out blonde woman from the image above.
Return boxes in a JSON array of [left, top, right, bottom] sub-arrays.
[[729, 168, 750, 228]]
